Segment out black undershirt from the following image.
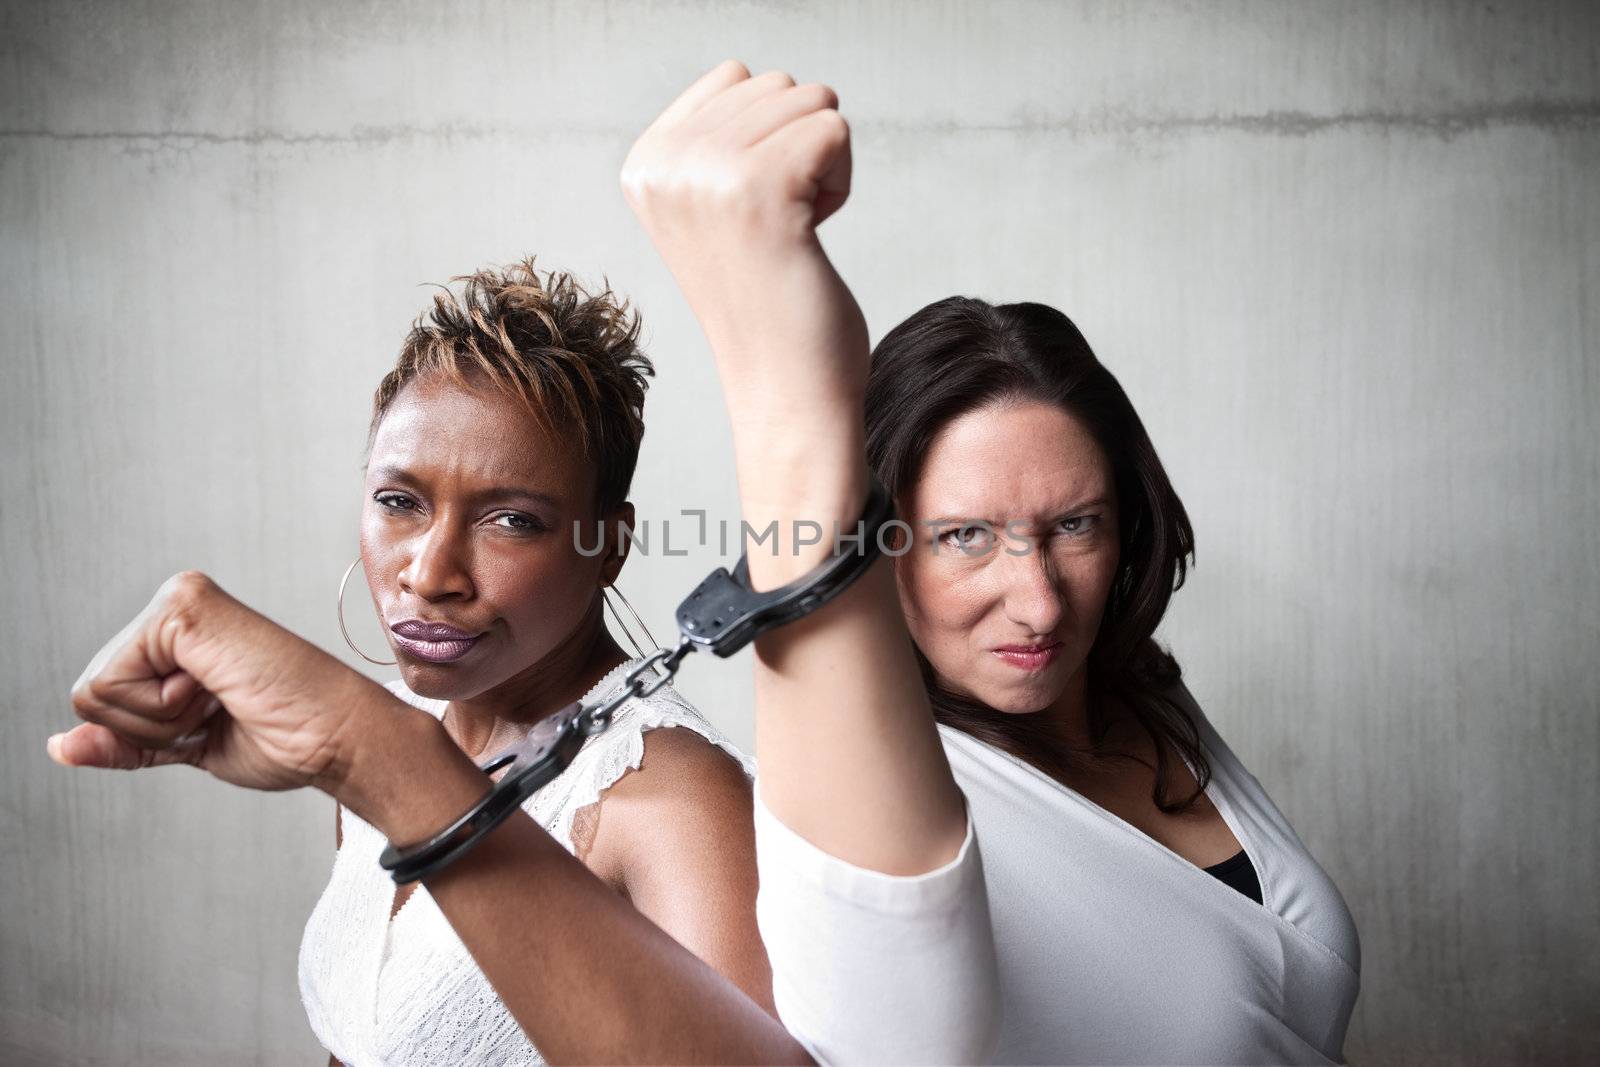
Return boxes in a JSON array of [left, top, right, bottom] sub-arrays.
[[1203, 849, 1263, 905]]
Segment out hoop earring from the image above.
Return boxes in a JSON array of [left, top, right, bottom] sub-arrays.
[[603, 584, 662, 663], [337, 556, 398, 666]]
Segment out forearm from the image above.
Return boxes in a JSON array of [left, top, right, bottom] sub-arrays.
[[702, 247, 967, 874], [623, 59, 966, 868], [341, 710, 808, 1064], [429, 815, 809, 1064]]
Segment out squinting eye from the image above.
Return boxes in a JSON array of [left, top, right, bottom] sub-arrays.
[[939, 522, 995, 553], [1058, 515, 1099, 537], [374, 492, 416, 511], [493, 513, 545, 532]]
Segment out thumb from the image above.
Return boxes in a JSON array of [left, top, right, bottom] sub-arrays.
[[47, 722, 202, 771], [802, 109, 852, 226]]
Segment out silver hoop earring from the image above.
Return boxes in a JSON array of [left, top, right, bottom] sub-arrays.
[[603, 584, 662, 663], [338, 556, 398, 666]]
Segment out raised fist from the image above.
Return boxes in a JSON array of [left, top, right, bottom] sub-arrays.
[[622, 59, 852, 255], [620, 60, 869, 469]]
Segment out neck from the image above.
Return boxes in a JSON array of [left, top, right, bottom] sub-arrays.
[[444, 598, 629, 760]]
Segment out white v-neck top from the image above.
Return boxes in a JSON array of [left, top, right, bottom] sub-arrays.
[[754, 686, 1360, 1065]]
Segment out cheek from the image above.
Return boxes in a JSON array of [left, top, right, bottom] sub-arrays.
[[1054, 544, 1121, 633], [484, 540, 600, 629], [896, 557, 994, 658], [358, 511, 401, 592]]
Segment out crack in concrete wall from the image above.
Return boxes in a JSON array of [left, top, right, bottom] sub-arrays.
[[4, 98, 1599, 149]]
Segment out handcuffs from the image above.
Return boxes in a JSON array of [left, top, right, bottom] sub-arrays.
[[379, 478, 896, 884]]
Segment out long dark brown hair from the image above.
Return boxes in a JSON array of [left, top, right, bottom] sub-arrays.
[[866, 297, 1206, 811]]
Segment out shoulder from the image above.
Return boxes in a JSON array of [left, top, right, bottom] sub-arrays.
[[581, 672, 754, 784], [1161, 679, 1225, 751], [593, 686, 754, 822], [610, 723, 753, 805], [575, 687, 755, 878], [585, 729, 756, 884], [1158, 678, 1275, 802]]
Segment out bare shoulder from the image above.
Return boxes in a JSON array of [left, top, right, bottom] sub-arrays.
[[573, 726, 755, 881], [605, 725, 752, 817]]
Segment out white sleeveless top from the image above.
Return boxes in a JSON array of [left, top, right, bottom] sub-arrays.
[[297, 659, 752, 1067]]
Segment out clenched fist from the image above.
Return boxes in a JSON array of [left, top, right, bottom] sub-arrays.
[[48, 571, 454, 831], [622, 61, 870, 576], [622, 59, 851, 253]]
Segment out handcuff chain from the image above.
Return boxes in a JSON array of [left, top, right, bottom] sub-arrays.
[[380, 478, 892, 884], [578, 637, 695, 735]]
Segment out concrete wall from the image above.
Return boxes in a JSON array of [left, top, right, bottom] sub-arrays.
[[2, 2, 1595, 1063]]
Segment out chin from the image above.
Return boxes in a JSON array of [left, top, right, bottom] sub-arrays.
[[929, 652, 1079, 715], [398, 662, 483, 702], [975, 661, 1077, 716], [982, 687, 1059, 716], [937, 678, 1048, 717]]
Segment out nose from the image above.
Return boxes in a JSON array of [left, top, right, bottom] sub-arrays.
[[996, 536, 1066, 637], [397, 521, 474, 603]]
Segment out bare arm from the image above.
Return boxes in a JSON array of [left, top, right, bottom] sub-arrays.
[[48, 573, 809, 1063], [582, 728, 775, 1014], [400, 747, 803, 1064], [623, 61, 966, 874]]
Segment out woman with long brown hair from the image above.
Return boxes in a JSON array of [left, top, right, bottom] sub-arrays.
[[857, 297, 1361, 1062], [627, 60, 1361, 1064]]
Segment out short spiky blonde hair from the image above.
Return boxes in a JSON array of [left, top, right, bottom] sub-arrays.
[[370, 258, 654, 514]]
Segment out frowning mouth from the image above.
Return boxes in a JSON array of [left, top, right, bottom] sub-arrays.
[[991, 641, 1063, 671]]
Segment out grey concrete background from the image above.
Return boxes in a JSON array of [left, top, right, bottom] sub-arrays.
[[2, 1, 1596, 1063]]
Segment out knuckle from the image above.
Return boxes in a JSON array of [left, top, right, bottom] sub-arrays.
[[801, 82, 838, 110], [619, 167, 643, 203], [159, 570, 217, 631], [85, 674, 117, 704], [162, 569, 215, 604], [151, 696, 189, 724], [619, 160, 654, 198], [70, 685, 98, 718]]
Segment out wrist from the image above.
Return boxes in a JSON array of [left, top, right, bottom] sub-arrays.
[[321, 692, 490, 845], [738, 462, 872, 590]]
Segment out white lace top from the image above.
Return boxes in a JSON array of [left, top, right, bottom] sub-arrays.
[[297, 658, 752, 1067]]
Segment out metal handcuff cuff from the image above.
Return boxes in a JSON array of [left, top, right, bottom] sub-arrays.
[[378, 477, 896, 884]]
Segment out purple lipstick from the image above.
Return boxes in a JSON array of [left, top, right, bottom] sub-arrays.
[[390, 619, 484, 664]]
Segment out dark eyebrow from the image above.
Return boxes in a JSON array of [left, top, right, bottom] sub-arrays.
[[366, 465, 562, 510], [366, 463, 415, 485], [476, 486, 562, 510], [926, 516, 1004, 527], [925, 498, 1112, 527]]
